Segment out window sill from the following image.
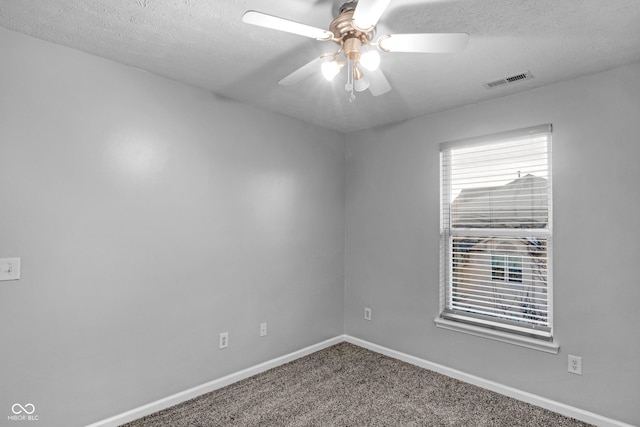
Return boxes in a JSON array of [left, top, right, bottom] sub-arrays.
[[434, 318, 560, 354]]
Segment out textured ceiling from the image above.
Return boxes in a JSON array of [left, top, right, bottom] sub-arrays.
[[1, 0, 639, 132]]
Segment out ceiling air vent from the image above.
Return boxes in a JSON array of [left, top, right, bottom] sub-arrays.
[[484, 71, 534, 89]]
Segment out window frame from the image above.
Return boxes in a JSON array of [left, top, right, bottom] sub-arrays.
[[435, 125, 559, 354]]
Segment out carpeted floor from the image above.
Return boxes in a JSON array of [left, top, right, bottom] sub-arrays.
[[122, 342, 592, 426]]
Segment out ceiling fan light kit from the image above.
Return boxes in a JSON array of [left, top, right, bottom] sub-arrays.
[[242, 0, 469, 102], [359, 48, 381, 72], [321, 60, 342, 81]]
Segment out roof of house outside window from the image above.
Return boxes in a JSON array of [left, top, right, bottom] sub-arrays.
[[451, 174, 548, 229]]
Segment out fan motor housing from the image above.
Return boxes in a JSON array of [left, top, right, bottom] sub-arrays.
[[329, 6, 375, 43]]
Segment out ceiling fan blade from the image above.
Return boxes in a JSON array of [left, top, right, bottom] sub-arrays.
[[378, 33, 469, 53], [352, 0, 391, 31], [242, 10, 334, 40], [279, 56, 326, 86], [363, 67, 391, 96]]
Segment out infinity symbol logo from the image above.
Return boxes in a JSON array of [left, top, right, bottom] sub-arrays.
[[11, 403, 35, 415]]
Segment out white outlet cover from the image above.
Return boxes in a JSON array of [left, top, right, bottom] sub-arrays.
[[568, 355, 582, 375]]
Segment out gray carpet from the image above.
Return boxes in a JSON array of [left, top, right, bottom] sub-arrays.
[[122, 342, 592, 426]]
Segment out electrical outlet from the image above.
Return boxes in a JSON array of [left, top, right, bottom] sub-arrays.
[[364, 307, 372, 321], [260, 322, 267, 337], [568, 355, 582, 375], [219, 332, 229, 349]]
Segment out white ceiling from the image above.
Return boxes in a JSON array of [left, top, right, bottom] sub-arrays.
[[1, 0, 639, 133]]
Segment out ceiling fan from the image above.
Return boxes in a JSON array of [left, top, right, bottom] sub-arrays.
[[242, 0, 469, 102]]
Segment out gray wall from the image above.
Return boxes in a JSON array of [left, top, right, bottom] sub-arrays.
[[345, 63, 640, 425], [0, 28, 345, 427]]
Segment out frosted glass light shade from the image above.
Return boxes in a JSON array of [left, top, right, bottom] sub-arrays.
[[354, 77, 370, 92], [321, 61, 341, 81], [360, 50, 380, 71]]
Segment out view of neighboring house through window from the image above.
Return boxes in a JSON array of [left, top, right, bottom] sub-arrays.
[[491, 254, 523, 283], [438, 125, 553, 343]]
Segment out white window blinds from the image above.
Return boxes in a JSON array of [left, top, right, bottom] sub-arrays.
[[440, 125, 553, 341]]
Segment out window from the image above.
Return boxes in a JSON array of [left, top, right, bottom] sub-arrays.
[[492, 254, 523, 283], [436, 125, 557, 353]]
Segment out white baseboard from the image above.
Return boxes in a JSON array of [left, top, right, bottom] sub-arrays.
[[89, 334, 632, 427], [344, 335, 633, 427], [86, 335, 345, 427]]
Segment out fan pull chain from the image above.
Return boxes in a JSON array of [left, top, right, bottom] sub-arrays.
[[346, 58, 356, 102]]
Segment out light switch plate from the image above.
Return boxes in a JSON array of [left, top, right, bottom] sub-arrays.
[[0, 258, 21, 281]]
